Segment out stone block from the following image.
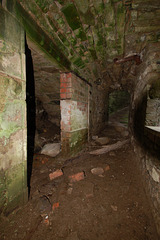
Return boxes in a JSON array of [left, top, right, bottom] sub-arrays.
[[0, 129, 27, 170], [41, 143, 61, 157], [0, 8, 24, 52], [0, 52, 23, 79], [0, 100, 26, 139], [151, 167, 160, 183], [5, 163, 25, 202], [0, 75, 24, 105]]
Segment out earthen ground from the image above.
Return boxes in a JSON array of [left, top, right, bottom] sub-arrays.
[[0, 123, 159, 240]]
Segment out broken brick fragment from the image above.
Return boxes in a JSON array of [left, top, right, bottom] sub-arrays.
[[52, 202, 60, 210], [49, 169, 63, 180], [69, 172, 85, 183], [104, 165, 110, 171], [43, 215, 50, 225]]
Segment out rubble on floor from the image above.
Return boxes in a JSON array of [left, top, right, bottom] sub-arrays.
[[90, 139, 130, 155], [0, 125, 159, 240], [41, 143, 61, 157]]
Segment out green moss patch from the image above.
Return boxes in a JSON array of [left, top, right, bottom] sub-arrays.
[[62, 3, 81, 31], [73, 57, 85, 68], [15, 2, 71, 70]]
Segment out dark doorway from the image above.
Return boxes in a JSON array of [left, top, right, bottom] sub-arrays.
[[108, 90, 130, 126], [25, 40, 36, 195]]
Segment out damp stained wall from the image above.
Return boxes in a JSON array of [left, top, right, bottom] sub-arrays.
[[0, 4, 28, 214]]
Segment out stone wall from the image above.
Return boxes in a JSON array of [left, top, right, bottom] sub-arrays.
[[146, 79, 160, 127], [146, 99, 160, 126], [60, 73, 89, 155], [0, 5, 28, 214], [144, 127, 160, 154], [27, 40, 61, 127], [131, 41, 160, 234], [133, 139, 160, 235]]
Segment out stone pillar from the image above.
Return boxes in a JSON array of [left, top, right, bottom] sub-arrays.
[[60, 73, 89, 155], [0, 6, 28, 214]]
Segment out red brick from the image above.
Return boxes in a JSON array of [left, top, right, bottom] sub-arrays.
[[66, 77, 71, 82], [67, 72, 72, 78], [63, 124, 71, 131], [49, 169, 63, 180], [67, 93, 72, 98], [60, 93, 66, 99], [60, 88, 66, 93], [67, 82, 72, 87], [66, 88, 72, 93], [60, 82, 67, 88], [104, 165, 110, 171], [69, 172, 85, 183], [60, 73, 66, 82], [52, 202, 59, 211]]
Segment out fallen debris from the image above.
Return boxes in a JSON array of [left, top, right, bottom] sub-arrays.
[[95, 137, 110, 145], [104, 165, 110, 171], [67, 187, 73, 195], [36, 196, 52, 216], [111, 205, 118, 211], [91, 167, 104, 176], [69, 172, 85, 183], [99, 174, 105, 178], [43, 215, 49, 226], [49, 169, 63, 180], [90, 139, 130, 155], [92, 136, 98, 140], [41, 143, 61, 157], [52, 202, 60, 211], [114, 54, 142, 65]]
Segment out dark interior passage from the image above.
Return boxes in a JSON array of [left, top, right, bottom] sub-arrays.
[[25, 39, 62, 192], [108, 90, 130, 126], [26, 41, 36, 192]]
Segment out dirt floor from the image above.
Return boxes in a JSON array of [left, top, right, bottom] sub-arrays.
[[0, 118, 159, 240]]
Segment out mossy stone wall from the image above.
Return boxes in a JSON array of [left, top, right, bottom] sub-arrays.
[[0, 5, 27, 214]]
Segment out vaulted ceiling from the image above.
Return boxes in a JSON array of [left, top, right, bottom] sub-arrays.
[[7, 0, 160, 87]]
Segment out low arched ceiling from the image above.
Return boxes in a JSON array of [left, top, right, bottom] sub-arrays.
[[5, 0, 160, 89], [15, 0, 128, 83]]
